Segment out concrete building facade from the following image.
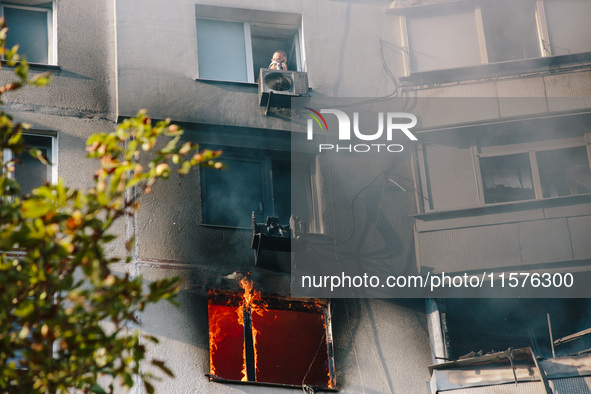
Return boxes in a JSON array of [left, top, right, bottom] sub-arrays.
[[3, 0, 591, 392]]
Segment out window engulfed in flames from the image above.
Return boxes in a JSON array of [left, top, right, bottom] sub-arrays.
[[208, 279, 333, 388]]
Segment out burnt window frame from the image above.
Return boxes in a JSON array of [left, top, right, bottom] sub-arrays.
[[474, 140, 591, 205], [207, 291, 337, 390], [397, 0, 591, 75], [427, 298, 591, 363], [200, 147, 322, 233]]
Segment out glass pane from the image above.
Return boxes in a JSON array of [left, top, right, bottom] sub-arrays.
[[480, 153, 535, 203], [407, 10, 481, 71], [208, 303, 246, 381], [4, 6, 49, 64], [537, 146, 591, 198], [481, 1, 540, 62], [252, 307, 330, 388], [196, 18, 248, 82], [271, 160, 291, 225], [202, 157, 265, 227], [546, 0, 591, 56], [14, 135, 52, 195], [272, 159, 314, 230]]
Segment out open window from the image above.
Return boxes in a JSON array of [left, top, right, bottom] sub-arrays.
[[438, 298, 591, 360], [406, 7, 481, 72], [480, 0, 540, 63], [195, 5, 302, 83], [208, 290, 335, 389], [537, 146, 591, 198], [545, 0, 591, 56], [478, 145, 591, 204], [480, 153, 535, 204], [402, 0, 591, 73], [1, 1, 56, 65], [201, 149, 321, 233]]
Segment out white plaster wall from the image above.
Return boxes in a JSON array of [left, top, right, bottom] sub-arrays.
[[114, 0, 404, 127]]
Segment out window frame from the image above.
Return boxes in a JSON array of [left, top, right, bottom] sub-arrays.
[[3, 132, 58, 193], [474, 137, 591, 205], [0, 0, 57, 65], [398, 0, 588, 75], [200, 152, 276, 229], [195, 6, 303, 83], [200, 148, 322, 233], [207, 291, 336, 390]]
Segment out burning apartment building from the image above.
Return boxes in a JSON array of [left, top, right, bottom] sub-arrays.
[[2, 0, 591, 392]]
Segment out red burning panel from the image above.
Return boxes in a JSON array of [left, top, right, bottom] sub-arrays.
[[209, 286, 333, 389], [208, 303, 245, 381], [252, 308, 331, 388]]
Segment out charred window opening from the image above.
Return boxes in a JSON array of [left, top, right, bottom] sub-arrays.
[[208, 289, 335, 389], [480, 153, 535, 204], [201, 156, 269, 228], [537, 146, 591, 198], [479, 146, 591, 204], [201, 149, 320, 232], [442, 299, 591, 360]]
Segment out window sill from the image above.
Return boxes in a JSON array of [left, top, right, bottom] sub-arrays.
[[207, 374, 338, 392], [1, 60, 60, 72], [401, 52, 591, 87], [199, 223, 252, 231], [414, 193, 591, 221], [194, 77, 257, 87], [200, 223, 326, 237]]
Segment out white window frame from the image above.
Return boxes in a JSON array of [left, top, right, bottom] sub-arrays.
[[474, 136, 591, 205], [399, 0, 587, 74], [195, 6, 303, 83], [0, 0, 57, 65], [4, 132, 58, 189]]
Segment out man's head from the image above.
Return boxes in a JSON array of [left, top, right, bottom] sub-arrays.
[[272, 50, 287, 66]]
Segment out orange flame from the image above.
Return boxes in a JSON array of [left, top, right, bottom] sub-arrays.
[[208, 275, 269, 382], [236, 275, 267, 381]]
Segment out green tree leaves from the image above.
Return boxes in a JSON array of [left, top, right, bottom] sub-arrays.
[[0, 16, 221, 393]]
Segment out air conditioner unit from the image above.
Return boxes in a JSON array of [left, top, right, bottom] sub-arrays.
[[258, 69, 308, 109]]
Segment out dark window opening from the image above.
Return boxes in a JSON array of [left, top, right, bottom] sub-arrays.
[[208, 291, 334, 389], [481, 1, 540, 63], [480, 153, 535, 203], [537, 146, 591, 198], [443, 298, 591, 360], [201, 156, 268, 228], [201, 150, 318, 231]]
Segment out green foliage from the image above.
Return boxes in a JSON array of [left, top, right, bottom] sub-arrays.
[[0, 17, 222, 393]]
